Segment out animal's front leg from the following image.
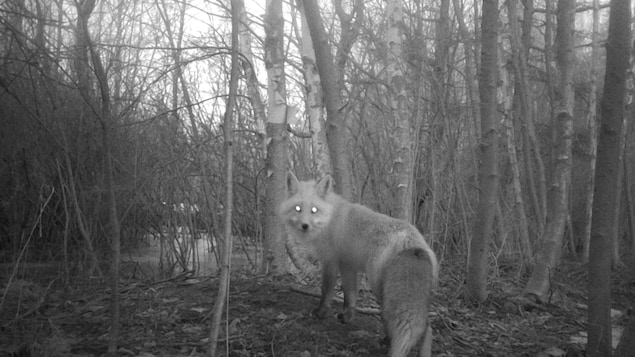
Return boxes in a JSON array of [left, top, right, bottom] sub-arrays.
[[314, 260, 338, 319], [337, 264, 358, 323]]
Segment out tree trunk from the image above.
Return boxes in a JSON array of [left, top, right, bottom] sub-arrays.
[[74, 1, 122, 354], [518, 0, 547, 240], [74, 0, 94, 100], [466, 0, 499, 304], [238, 1, 267, 142], [612, 119, 627, 265], [523, 0, 575, 304], [237, 0, 268, 271], [506, 0, 532, 259], [278, 0, 331, 276], [624, 161, 635, 252], [33, 0, 50, 76], [452, 2, 481, 253], [588, 1, 630, 355], [263, 0, 291, 275], [302, 0, 353, 201], [544, 0, 556, 105], [385, 0, 414, 222], [333, 0, 362, 98], [71, 0, 101, 276], [297, 0, 331, 176], [517, 0, 547, 238], [452, 0, 480, 139], [582, 0, 601, 261], [209, 1, 239, 354]]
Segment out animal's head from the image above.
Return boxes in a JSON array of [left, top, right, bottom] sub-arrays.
[[279, 171, 334, 237]]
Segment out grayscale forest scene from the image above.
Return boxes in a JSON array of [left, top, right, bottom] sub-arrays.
[[0, 0, 634, 356]]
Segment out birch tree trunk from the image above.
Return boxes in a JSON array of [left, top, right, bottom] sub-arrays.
[[466, 0, 499, 304], [524, 0, 575, 303], [263, 0, 291, 275], [385, 0, 413, 222], [588, 2, 630, 354]]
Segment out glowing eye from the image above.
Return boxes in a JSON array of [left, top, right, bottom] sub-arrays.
[[311, 207, 318, 214], [294, 205, 301, 212]]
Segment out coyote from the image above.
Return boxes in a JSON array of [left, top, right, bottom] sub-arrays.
[[279, 172, 438, 357]]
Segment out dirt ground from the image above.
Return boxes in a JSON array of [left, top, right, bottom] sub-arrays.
[[1, 257, 633, 357]]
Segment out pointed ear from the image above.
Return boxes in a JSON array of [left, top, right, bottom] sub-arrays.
[[315, 174, 334, 197], [286, 171, 301, 195]]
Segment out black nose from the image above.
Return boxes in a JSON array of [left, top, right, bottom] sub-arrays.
[[301, 223, 309, 231]]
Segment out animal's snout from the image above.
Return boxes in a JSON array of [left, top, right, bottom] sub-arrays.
[[301, 223, 309, 231]]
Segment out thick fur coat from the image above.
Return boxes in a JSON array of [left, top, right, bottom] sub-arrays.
[[279, 172, 438, 357]]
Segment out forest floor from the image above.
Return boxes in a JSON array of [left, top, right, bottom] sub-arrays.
[[1, 255, 634, 357]]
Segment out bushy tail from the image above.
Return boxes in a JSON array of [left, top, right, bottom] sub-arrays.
[[381, 247, 434, 357], [388, 320, 431, 357]]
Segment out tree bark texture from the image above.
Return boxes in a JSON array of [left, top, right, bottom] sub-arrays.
[[518, 0, 547, 241], [588, 0, 630, 355], [524, 0, 575, 304], [466, 0, 499, 304], [263, 0, 290, 275], [297, 0, 331, 176], [301, 0, 353, 201], [581, 0, 601, 261], [385, 0, 414, 222], [506, 0, 532, 259]]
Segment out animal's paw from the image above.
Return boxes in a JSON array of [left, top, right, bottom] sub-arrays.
[[313, 306, 329, 319], [336, 308, 354, 324]]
